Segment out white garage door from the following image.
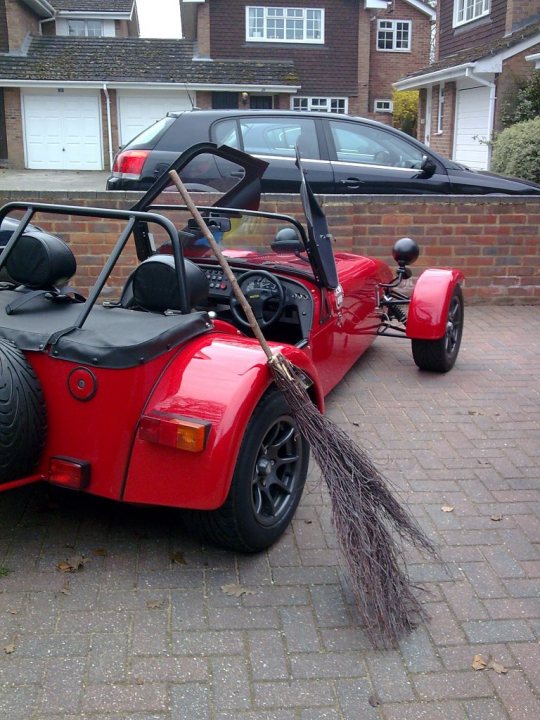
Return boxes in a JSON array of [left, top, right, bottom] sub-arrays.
[[454, 86, 491, 170], [23, 90, 102, 170], [117, 91, 191, 146]]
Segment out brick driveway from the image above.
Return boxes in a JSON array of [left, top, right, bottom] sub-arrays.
[[0, 305, 538, 719]]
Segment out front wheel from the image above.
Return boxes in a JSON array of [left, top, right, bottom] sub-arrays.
[[411, 285, 464, 373], [198, 389, 309, 552]]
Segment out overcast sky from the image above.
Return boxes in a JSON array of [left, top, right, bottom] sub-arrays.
[[136, 0, 182, 38]]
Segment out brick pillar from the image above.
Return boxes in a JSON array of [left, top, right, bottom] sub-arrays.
[[197, 2, 211, 58], [356, 12, 371, 115], [505, 0, 540, 33]]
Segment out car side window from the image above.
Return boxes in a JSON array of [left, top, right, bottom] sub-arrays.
[[329, 120, 424, 168], [213, 119, 241, 149], [229, 117, 319, 159]]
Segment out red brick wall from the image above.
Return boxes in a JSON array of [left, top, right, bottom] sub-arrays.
[[0, 190, 537, 304], [429, 82, 456, 157]]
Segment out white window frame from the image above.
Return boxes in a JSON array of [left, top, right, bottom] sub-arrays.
[[67, 19, 104, 37], [374, 99, 393, 113], [291, 96, 348, 114], [436, 84, 445, 134], [377, 19, 411, 52], [453, 0, 490, 28], [246, 6, 324, 44]]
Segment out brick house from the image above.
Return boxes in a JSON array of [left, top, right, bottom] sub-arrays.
[[394, 0, 540, 170], [180, 0, 436, 118], [0, 0, 300, 170], [0, 0, 435, 171]]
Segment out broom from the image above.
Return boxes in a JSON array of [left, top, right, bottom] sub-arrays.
[[168, 168, 437, 645]]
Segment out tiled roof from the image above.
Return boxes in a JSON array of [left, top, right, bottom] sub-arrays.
[[51, 1, 134, 12], [402, 20, 540, 80], [0, 36, 300, 87]]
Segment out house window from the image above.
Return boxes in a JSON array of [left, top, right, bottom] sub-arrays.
[[374, 99, 393, 113], [292, 97, 347, 113], [437, 85, 445, 134], [377, 20, 411, 52], [454, 0, 490, 27], [246, 7, 324, 43], [67, 20, 103, 37]]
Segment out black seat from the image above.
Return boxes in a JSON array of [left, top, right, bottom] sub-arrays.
[[126, 255, 209, 313], [3, 231, 81, 315]]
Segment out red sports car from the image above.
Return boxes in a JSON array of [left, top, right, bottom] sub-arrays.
[[0, 143, 463, 552]]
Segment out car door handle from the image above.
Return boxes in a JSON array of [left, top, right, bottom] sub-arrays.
[[229, 171, 244, 178], [340, 177, 365, 188]]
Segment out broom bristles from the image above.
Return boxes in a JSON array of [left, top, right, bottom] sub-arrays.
[[270, 353, 438, 646]]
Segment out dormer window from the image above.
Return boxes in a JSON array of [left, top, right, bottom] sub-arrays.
[[67, 20, 104, 38], [246, 6, 324, 43], [453, 0, 490, 27]]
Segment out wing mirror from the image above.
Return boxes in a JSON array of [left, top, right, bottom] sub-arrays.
[[416, 155, 437, 179], [271, 227, 304, 254]]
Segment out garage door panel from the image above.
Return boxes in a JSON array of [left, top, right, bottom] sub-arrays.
[[23, 91, 103, 170], [454, 86, 490, 170], [117, 91, 191, 146]]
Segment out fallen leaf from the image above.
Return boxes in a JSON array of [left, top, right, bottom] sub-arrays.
[[170, 551, 187, 565], [303, 519, 313, 525], [3, 636, 16, 654], [59, 580, 71, 596], [146, 599, 165, 609], [92, 548, 108, 557], [221, 584, 255, 598], [368, 692, 381, 707], [472, 654, 488, 671], [441, 505, 455, 513], [490, 514, 503, 522], [56, 555, 90, 573], [488, 658, 508, 674]]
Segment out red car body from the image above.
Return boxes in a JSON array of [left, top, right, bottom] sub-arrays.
[[0, 143, 464, 550]]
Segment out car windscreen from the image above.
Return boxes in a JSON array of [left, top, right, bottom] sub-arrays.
[[124, 116, 175, 150]]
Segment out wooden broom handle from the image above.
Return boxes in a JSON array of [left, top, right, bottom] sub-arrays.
[[168, 169, 274, 361]]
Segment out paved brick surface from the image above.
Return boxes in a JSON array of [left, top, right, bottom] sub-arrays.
[[0, 305, 539, 719]]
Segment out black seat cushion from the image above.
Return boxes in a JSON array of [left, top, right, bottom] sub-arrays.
[[6, 231, 76, 289], [131, 255, 209, 313]]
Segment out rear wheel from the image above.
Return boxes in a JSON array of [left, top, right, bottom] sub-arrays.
[[412, 285, 464, 373], [198, 389, 309, 552], [0, 339, 46, 482]]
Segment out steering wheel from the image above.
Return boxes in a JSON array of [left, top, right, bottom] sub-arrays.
[[230, 270, 285, 329]]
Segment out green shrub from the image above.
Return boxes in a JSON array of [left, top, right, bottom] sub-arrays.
[[500, 71, 540, 128], [392, 90, 418, 137], [491, 117, 540, 183]]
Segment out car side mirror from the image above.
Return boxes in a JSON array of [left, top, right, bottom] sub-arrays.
[[271, 227, 304, 254], [416, 155, 437, 179]]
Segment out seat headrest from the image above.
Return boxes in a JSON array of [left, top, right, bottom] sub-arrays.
[[6, 231, 76, 289], [131, 255, 209, 313]]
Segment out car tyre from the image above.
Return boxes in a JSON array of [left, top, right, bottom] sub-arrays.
[[0, 339, 46, 482], [198, 389, 309, 552], [411, 285, 464, 373]]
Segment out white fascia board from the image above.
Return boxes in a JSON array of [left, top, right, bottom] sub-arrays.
[[56, 12, 132, 20], [499, 33, 540, 61], [393, 63, 475, 90], [19, 0, 54, 18], [0, 79, 300, 93], [364, 1, 389, 10]]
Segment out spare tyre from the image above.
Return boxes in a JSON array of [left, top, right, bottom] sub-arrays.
[[0, 339, 47, 483]]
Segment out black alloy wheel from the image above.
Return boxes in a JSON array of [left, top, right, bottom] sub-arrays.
[[412, 285, 464, 372]]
